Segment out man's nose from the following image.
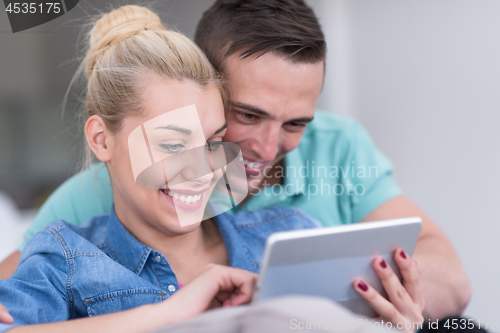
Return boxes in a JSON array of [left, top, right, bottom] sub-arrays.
[[253, 124, 280, 161]]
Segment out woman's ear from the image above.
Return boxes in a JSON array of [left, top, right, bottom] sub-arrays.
[[85, 115, 113, 162]]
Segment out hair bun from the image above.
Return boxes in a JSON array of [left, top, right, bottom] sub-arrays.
[[89, 5, 165, 53]]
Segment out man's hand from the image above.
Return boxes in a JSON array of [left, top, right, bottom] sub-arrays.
[[354, 249, 425, 333], [158, 264, 258, 324], [362, 195, 471, 320], [0, 251, 21, 280]]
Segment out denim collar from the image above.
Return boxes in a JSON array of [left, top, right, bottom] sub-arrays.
[[105, 205, 256, 275], [208, 203, 257, 272], [105, 207, 153, 275]]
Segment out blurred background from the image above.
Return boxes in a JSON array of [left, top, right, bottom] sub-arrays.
[[0, 0, 499, 325]]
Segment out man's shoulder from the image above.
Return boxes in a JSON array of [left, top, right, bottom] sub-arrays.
[[298, 110, 374, 158], [49, 163, 111, 209], [19, 163, 113, 251], [306, 110, 360, 133]]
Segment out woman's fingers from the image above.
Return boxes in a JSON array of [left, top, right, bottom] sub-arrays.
[[0, 302, 14, 324], [372, 256, 415, 313], [353, 277, 424, 333], [353, 252, 425, 333], [162, 264, 257, 323], [204, 264, 258, 307], [394, 249, 425, 311], [353, 278, 406, 324]]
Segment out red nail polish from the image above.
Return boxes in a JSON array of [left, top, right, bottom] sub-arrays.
[[380, 259, 387, 269], [357, 281, 368, 292], [400, 251, 407, 259]]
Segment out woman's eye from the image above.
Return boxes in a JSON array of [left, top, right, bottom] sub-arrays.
[[207, 141, 223, 152], [159, 143, 185, 154]]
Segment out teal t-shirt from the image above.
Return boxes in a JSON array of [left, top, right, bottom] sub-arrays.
[[19, 111, 401, 251]]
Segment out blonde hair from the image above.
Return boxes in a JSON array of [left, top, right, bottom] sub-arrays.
[[79, 5, 224, 166]]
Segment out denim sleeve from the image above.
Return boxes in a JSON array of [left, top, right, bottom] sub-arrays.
[[304, 211, 322, 228], [18, 163, 113, 251], [0, 228, 70, 332]]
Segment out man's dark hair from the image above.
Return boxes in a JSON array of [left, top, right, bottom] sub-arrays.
[[194, 0, 326, 73]]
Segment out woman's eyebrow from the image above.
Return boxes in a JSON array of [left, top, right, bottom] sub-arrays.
[[214, 123, 228, 135], [154, 125, 191, 135]]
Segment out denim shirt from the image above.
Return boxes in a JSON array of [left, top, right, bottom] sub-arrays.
[[0, 206, 319, 332]]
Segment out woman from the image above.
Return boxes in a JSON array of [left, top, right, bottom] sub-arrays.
[[0, 5, 423, 333]]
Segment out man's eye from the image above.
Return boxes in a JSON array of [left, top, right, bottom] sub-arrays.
[[207, 141, 223, 152], [159, 143, 184, 154], [285, 122, 306, 132], [238, 112, 258, 121]]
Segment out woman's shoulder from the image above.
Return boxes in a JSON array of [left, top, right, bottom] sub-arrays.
[[218, 207, 321, 272], [226, 206, 321, 232], [224, 206, 321, 239], [20, 215, 110, 263]]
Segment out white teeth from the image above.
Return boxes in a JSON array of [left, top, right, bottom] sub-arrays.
[[243, 159, 263, 169], [164, 190, 202, 204]]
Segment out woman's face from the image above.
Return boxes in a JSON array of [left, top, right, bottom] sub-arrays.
[[107, 78, 226, 237]]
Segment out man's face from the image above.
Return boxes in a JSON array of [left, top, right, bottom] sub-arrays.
[[223, 52, 324, 192]]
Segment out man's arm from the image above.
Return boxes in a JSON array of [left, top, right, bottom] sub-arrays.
[[0, 252, 20, 280], [362, 195, 471, 320]]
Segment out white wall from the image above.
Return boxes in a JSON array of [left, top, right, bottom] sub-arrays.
[[311, 0, 500, 325]]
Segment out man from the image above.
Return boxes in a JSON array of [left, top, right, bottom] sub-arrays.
[[0, 0, 470, 322]]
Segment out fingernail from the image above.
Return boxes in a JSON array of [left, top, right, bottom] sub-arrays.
[[400, 250, 407, 259], [380, 259, 387, 269], [357, 280, 368, 292]]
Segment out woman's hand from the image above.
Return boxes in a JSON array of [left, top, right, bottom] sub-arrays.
[[353, 249, 425, 333], [7, 264, 257, 333], [0, 302, 14, 324], [158, 264, 258, 324]]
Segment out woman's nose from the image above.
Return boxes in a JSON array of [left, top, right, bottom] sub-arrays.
[[180, 146, 215, 185]]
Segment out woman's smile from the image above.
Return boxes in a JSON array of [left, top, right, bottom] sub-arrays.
[[160, 187, 208, 212]]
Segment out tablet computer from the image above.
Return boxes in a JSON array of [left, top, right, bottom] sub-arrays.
[[253, 217, 422, 316]]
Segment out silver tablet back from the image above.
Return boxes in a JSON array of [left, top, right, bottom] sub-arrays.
[[253, 217, 422, 317]]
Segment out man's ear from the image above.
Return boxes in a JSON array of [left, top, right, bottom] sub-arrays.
[[85, 115, 113, 162]]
